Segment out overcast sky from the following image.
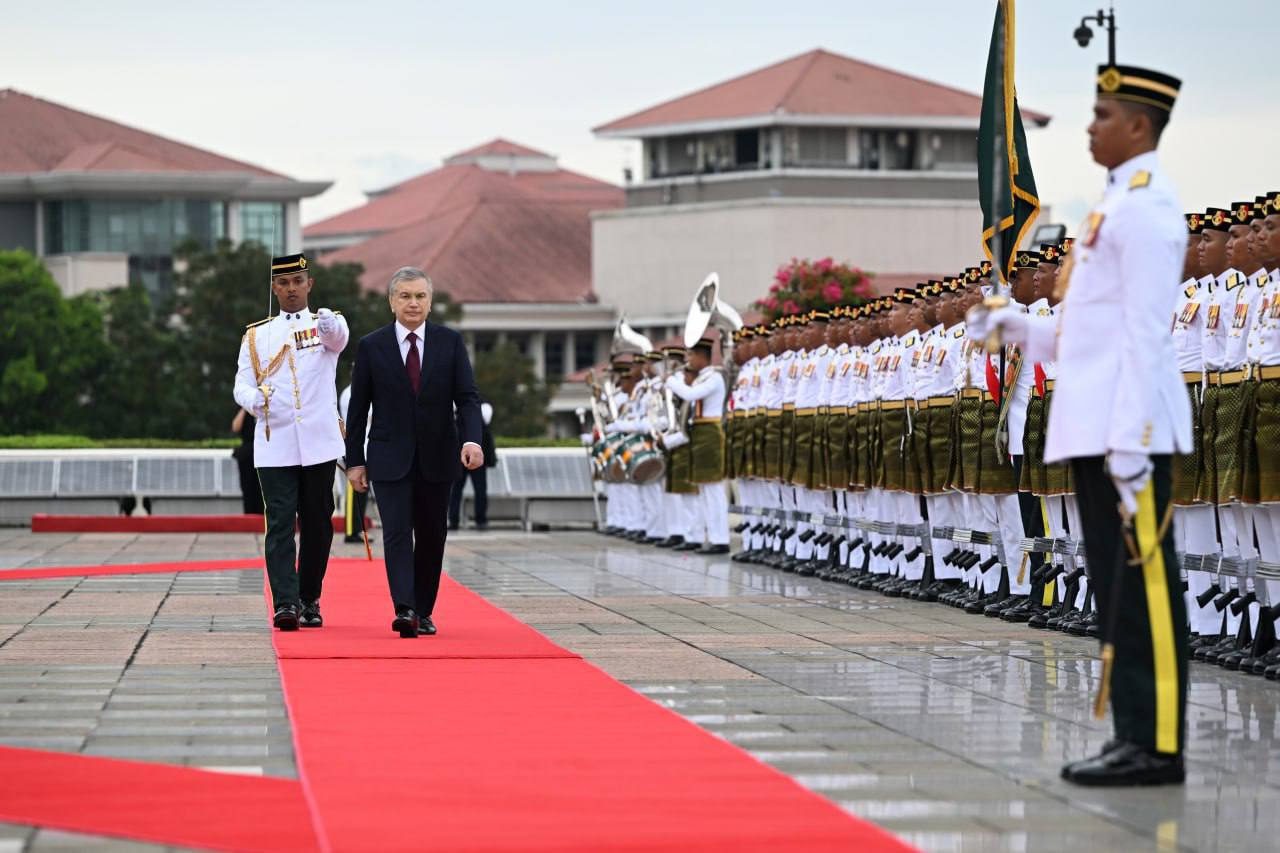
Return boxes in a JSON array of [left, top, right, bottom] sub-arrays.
[[8, 1, 1279, 233]]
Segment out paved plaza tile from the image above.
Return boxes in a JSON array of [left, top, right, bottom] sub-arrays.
[[0, 527, 1276, 851]]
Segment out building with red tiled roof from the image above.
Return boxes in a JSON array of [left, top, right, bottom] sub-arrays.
[[304, 140, 626, 430], [0, 89, 329, 295], [589, 48, 1051, 323]]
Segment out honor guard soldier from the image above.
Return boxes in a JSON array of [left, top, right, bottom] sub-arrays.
[[976, 63, 1191, 785], [233, 253, 349, 631]]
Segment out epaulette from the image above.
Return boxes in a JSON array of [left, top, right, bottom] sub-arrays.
[[1128, 170, 1151, 190], [1184, 283, 1198, 299], [245, 316, 273, 329]]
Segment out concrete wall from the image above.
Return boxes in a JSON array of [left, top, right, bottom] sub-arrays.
[[0, 201, 36, 252], [44, 253, 130, 296], [591, 198, 984, 319]]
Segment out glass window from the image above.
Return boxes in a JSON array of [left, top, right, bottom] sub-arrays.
[[795, 128, 848, 166], [544, 334, 565, 378], [574, 335, 597, 370], [43, 199, 227, 255], [239, 202, 285, 252]]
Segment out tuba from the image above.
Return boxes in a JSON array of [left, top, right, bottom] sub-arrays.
[[611, 315, 653, 359], [683, 272, 744, 387]]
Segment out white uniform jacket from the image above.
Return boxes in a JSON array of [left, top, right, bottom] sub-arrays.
[[1021, 152, 1192, 463], [233, 309, 349, 467]]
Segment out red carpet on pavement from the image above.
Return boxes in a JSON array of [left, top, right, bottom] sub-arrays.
[[0, 557, 263, 582], [30, 514, 366, 534], [0, 746, 319, 853], [279, 559, 913, 852]]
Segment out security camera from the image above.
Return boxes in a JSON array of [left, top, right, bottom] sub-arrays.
[[1073, 24, 1093, 48]]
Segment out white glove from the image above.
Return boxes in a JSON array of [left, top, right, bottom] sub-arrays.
[[1107, 450, 1152, 517], [967, 305, 1029, 347], [316, 308, 337, 335], [579, 433, 593, 446]]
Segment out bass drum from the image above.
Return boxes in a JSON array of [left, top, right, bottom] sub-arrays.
[[605, 433, 636, 483], [626, 446, 666, 485]]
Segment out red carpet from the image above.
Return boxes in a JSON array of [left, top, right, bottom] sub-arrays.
[[0, 557, 263, 581], [279, 559, 913, 852], [30, 514, 367, 534], [0, 745, 319, 852], [274, 565, 574, 660]]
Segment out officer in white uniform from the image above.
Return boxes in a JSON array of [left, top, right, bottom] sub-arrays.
[[233, 253, 349, 630], [976, 64, 1190, 786]]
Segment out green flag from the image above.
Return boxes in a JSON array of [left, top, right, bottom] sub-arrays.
[[978, 0, 1039, 284]]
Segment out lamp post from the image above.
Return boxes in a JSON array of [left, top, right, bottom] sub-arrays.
[[1073, 6, 1117, 65]]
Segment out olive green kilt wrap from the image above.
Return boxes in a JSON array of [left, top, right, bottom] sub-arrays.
[[812, 411, 831, 490], [724, 415, 737, 481], [791, 413, 816, 488], [1197, 384, 1219, 504], [1172, 381, 1204, 506], [780, 409, 797, 483], [1019, 394, 1045, 494], [1041, 390, 1072, 495], [690, 419, 726, 484], [1212, 381, 1249, 504], [848, 409, 865, 490], [1255, 378, 1280, 504], [927, 400, 954, 495], [904, 404, 927, 495], [825, 410, 850, 491], [955, 395, 983, 493], [741, 413, 758, 478], [867, 404, 884, 490], [879, 403, 907, 491], [978, 398, 1017, 494], [665, 441, 698, 495], [763, 411, 783, 480], [1241, 381, 1262, 505]]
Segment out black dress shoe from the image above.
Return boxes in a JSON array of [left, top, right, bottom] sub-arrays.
[[273, 604, 300, 631], [697, 543, 730, 555], [418, 616, 437, 636], [673, 541, 701, 552], [300, 600, 323, 628], [1061, 742, 1185, 787], [656, 536, 684, 549], [391, 606, 419, 639]]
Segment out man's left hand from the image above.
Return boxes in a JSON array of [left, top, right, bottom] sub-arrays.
[[316, 308, 337, 335], [461, 443, 484, 470]]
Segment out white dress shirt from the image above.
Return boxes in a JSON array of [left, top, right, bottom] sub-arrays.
[[395, 320, 426, 365]]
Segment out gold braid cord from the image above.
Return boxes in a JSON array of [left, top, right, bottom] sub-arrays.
[[247, 326, 291, 441]]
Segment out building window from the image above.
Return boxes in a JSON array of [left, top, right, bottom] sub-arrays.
[[545, 334, 566, 378], [793, 127, 848, 167], [239, 202, 285, 252], [574, 335, 596, 370], [44, 199, 226, 255]]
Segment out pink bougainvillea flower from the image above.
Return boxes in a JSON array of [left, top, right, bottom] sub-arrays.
[[782, 300, 801, 315], [822, 282, 843, 302]]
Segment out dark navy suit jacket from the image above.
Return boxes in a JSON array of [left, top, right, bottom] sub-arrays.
[[344, 322, 482, 483]]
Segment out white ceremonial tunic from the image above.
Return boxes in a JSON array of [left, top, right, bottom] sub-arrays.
[[234, 309, 349, 468], [1021, 152, 1192, 463]]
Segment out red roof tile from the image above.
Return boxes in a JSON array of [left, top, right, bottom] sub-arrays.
[[445, 138, 553, 162], [320, 196, 616, 304], [305, 162, 620, 238], [595, 48, 1049, 134], [0, 88, 281, 176]]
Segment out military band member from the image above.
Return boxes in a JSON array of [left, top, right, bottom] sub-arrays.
[[978, 63, 1190, 785], [658, 346, 699, 549], [667, 338, 730, 553], [233, 253, 349, 631]]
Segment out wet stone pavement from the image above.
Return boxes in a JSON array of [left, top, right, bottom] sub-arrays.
[[0, 527, 1276, 852]]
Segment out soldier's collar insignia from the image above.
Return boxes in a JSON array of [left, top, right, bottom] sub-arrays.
[[1128, 170, 1151, 190], [1226, 272, 1241, 290], [1184, 283, 1198, 298]]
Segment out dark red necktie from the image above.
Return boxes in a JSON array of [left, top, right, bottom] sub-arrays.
[[405, 331, 421, 394]]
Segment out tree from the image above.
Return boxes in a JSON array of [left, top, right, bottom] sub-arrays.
[[0, 250, 108, 434], [473, 342, 555, 437], [751, 257, 877, 322]]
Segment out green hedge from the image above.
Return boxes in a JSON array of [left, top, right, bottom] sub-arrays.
[[0, 434, 580, 450]]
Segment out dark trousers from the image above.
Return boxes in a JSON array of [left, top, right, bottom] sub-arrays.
[[1071, 454, 1187, 756], [257, 461, 336, 608], [448, 467, 488, 528], [237, 454, 263, 515], [375, 456, 452, 615]]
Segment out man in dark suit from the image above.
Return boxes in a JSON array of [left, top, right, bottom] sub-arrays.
[[345, 267, 484, 638]]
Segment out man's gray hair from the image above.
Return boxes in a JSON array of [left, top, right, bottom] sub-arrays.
[[388, 266, 433, 298]]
